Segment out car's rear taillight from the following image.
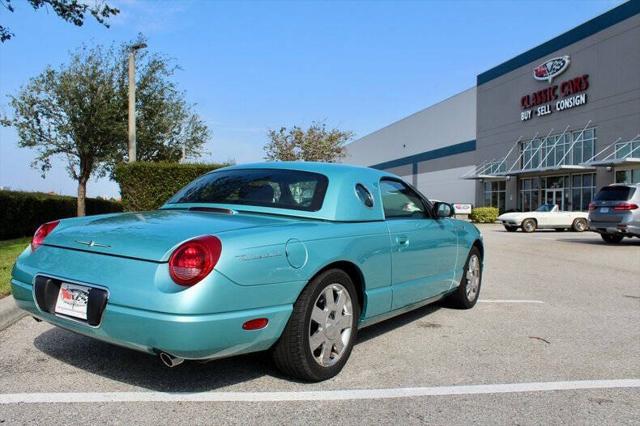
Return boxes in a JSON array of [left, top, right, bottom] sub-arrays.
[[31, 220, 60, 251], [169, 236, 222, 286], [613, 202, 639, 211], [588, 202, 597, 211]]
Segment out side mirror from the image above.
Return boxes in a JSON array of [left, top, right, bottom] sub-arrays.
[[434, 202, 454, 218]]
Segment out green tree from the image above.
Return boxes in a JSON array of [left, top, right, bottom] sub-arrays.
[[1, 0, 119, 42], [264, 122, 353, 162], [6, 41, 210, 216]]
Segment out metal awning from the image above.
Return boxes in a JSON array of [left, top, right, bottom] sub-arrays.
[[586, 157, 640, 167], [581, 135, 640, 168], [462, 174, 508, 181], [461, 122, 594, 181], [505, 164, 596, 176], [461, 125, 640, 182]]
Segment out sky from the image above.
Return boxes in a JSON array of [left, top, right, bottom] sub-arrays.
[[0, 0, 626, 198]]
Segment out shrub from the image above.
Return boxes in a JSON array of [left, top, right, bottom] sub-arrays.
[[114, 162, 227, 211], [0, 190, 122, 240], [469, 207, 499, 223]]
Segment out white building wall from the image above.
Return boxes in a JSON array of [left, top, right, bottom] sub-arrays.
[[416, 165, 476, 204]]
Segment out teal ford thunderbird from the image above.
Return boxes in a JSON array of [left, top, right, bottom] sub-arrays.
[[11, 162, 483, 381]]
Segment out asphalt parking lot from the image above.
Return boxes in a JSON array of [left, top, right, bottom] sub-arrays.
[[0, 225, 638, 425]]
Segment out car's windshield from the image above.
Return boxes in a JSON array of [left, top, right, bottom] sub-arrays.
[[167, 169, 329, 211], [594, 186, 635, 201], [535, 203, 556, 212]]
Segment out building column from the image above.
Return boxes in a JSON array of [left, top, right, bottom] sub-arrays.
[[596, 167, 614, 190], [506, 177, 519, 210]]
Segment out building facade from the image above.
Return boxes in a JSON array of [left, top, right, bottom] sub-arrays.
[[345, 1, 640, 212]]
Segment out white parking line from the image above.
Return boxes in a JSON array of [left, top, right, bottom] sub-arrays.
[[1, 379, 638, 404], [478, 299, 544, 304]]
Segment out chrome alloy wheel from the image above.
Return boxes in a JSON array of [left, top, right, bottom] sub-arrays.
[[574, 219, 587, 232], [309, 283, 353, 367], [465, 255, 481, 302]]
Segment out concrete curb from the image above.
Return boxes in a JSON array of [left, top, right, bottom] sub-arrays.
[[0, 295, 26, 331]]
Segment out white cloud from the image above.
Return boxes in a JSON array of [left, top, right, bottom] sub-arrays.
[[110, 0, 192, 34]]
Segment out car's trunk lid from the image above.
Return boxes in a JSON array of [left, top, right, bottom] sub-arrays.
[[44, 209, 291, 262]]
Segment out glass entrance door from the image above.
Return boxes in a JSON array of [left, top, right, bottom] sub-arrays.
[[545, 189, 564, 210]]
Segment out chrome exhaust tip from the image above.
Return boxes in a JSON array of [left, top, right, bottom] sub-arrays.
[[159, 352, 184, 368]]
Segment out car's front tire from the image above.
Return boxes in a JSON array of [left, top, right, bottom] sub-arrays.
[[601, 233, 624, 244], [521, 219, 537, 233], [446, 247, 482, 309], [272, 269, 359, 382]]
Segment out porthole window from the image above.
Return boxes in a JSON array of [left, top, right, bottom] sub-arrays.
[[355, 183, 374, 208]]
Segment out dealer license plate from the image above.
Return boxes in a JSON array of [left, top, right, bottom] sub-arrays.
[[54, 282, 90, 320], [600, 207, 609, 213]]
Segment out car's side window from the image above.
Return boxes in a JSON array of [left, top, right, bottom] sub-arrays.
[[380, 179, 427, 219], [355, 183, 374, 208]]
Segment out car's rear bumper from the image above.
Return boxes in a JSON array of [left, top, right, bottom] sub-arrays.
[[11, 278, 292, 360], [588, 221, 640, 237]]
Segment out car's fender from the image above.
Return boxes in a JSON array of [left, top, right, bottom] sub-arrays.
[[497, 212, 525, 225]]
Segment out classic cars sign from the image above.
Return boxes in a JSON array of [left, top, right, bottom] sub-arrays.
[[533, 56, 570, 83], [520, 55, 590, 121]]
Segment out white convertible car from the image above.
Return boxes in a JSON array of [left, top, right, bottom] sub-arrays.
[[498, 203, 589, 233]]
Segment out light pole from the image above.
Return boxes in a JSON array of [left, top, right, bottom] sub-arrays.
[[128, 42, 147, 163]]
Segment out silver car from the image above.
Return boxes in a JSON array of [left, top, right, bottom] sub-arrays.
[[588, 183, 640, 243]]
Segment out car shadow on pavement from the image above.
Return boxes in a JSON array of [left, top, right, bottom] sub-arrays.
[[33, 301, 445, 391], [357, 302, 443, 344], [560, 238, 640, 246], [33, 327, 275, 391]]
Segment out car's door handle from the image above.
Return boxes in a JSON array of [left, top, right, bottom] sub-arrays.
[[396, 235, 410, 246]]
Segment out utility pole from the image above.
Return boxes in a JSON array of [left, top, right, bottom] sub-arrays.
[[128, 42, 147, 163]]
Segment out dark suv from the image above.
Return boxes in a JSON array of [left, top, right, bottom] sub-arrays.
[[588, 183, 640, 243]]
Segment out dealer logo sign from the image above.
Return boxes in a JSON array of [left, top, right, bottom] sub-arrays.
[[520, 54, 589, 121], [533, 55, 570, 83]]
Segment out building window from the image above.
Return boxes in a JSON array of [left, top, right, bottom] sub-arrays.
[[571, 128, 596, 165], [484, 160, 506, 175], [520, 128, 596, 170], [615, 140, 640, 160], [570, 173, 596, 211], [520, 177, 540, 211], [615, 168, 640, 184], [483, 181, 506, 212], [521, 138, 540, 170], [518, 173, 595, 212], [542, 134, 571, 168]]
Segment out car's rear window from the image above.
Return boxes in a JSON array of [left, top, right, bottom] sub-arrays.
[[594, 186, 635, 201], [167, 169, 329, 211]]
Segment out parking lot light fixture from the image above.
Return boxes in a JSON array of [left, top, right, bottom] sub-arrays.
[[128, 42, 148, 163]]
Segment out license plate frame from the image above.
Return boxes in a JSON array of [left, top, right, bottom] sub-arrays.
[[599, 207, 609, 213], [54, 282, 91, 320]]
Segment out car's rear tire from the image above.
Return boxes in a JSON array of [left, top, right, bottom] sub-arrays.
[[601, 233, 624, 244], [572, 218, 588, 232], [521, 219, 536, 233], [446, 247, 482, 309], [272, 269, 359, 382], [504, 225, 517, 232]]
